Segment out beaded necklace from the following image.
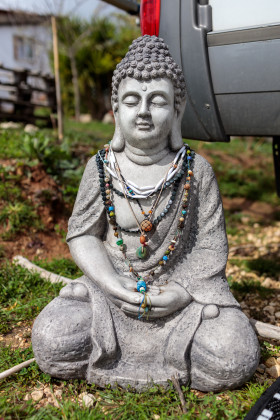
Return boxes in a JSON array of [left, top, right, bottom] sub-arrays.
[[105, 145, 187, 199], [96, 144, 195, 319]]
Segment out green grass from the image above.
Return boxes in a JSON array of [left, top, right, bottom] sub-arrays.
[[0, 201, 42, 239], [0, 262, 62, 334], [229, 258, 280, 279], [33, 258, 82, 280], [185, 137, 279, 207], [228, 278, 273, 298], [64, 118, 114, 146], [0, 342, 270, 419]]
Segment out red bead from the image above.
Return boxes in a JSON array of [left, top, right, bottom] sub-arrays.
[[140, 235, 146, 244]]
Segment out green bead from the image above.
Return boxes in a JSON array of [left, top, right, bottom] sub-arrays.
[[116, 239, 123, 246], [136, 246, 147, 259]]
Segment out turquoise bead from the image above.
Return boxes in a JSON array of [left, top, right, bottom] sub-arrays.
[[136, 246, 147, 259], [163, 255, 168, 261], [182, 210, 187, 215], [137, 280, 147, 293]]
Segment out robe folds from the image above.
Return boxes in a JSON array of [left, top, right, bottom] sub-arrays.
[[32, 152, 259, 390]]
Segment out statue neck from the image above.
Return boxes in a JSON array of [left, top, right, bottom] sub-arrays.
[[124, 142, 170, 166]]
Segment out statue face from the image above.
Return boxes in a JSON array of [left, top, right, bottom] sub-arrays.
[[117, 77, 175, 150]]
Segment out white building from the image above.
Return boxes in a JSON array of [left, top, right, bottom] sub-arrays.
[[0, 10, 53, 115], [0, 9, 51, 74]]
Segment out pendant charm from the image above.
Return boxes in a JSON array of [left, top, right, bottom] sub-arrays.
[[140, 219, 153, 232], [137, 279, 147, 293], [136, 246, 148, 259]]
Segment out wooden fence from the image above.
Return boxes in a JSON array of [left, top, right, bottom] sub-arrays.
[[0, 65, 56, 127]]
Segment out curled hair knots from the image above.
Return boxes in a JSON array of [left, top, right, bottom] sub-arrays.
[[111, 35, 187, 112]]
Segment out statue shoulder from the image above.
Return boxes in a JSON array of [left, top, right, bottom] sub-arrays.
[[82, 154, 99, 178], [192, 152, 215, 177]]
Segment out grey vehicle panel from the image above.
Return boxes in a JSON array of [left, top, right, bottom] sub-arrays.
[[180, 0, 228, 141], [209, 39, 280, 94], [216, 92, 280, 136], [158, 0, 280, 139], [159, 0, 228, 142], [207, 24, 280, 47]]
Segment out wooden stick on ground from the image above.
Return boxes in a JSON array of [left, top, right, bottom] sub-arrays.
[[250, 319, 280, 341], [13, 255, 70, 285], [0, 358, 36, 380], [171, 374, 188, 414]]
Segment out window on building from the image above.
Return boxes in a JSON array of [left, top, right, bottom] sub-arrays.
[[13, 36, 35, 62]]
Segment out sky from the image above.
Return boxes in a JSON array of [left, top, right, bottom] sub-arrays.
[[0, 0, 121, 19]]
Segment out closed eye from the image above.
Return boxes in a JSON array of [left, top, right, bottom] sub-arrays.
[[150, 95, 168, 106], [122, 95, 140, 106]]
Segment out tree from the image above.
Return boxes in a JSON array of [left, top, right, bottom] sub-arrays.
[[57, 13, 140, 119]]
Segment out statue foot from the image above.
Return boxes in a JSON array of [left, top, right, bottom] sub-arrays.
[[59, 282, 90, 301]]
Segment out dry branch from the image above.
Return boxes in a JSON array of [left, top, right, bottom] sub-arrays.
[[250, 319, 280, 341], [0, 358, 36, 380], [171, 374, 188, 414], [13, 255, 70, 285]]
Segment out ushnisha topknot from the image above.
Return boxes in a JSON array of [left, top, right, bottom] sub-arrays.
[[111, 35, 187, 112]]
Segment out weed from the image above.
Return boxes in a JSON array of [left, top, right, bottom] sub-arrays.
[[229, 257, 280, 279], [54, 224, 67, 243], [0, 244, 6, 259], [0, 201, 42, 239], [228, 277, 272, 297], [0, 165, 22, 202], [261, 341, 280, 360], [246, 258, 280, 278]]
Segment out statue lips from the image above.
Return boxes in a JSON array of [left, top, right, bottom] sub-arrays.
[[136, 120, 153, 130]]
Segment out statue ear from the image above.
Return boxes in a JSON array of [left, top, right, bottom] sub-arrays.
[[169, 99, 187, 151], [111, 110, 125, 152]]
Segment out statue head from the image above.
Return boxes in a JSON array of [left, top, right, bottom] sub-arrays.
[[111, 35, 187, 152]]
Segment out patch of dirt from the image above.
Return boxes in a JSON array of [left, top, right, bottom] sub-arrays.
[[0, 323, 32, 349], [1, 231, 71, 261], [223, 197, 280, 220], [19, 163, 67, 231], [0, 160, 71, 261]]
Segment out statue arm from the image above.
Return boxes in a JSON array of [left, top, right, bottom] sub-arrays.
[[66, 156, 141, 309], [176, 155, 239, 307], [69, 235, 142, 308]]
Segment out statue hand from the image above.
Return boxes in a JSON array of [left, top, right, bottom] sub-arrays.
[[121, 281, 192, 319], [103, 274, 143, 311]]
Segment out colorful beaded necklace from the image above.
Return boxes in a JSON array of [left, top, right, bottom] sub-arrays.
[[96, 144, 195, 319]]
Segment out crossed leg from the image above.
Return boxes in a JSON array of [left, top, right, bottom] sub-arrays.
[[32, 283, 92, 379], [190, 307, 260, 392]]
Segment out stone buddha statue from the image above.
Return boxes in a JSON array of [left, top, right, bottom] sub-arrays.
[[32, 35, 259, 392]]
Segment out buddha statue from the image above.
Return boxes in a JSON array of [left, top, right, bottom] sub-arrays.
[[32, 35, 260, 392]]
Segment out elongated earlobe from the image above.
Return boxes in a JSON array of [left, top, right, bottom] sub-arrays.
[[169, 99, 187, 151], [111, 111, 125, 151]]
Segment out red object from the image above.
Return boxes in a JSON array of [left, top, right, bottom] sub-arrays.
[[140, 0, 161, 36]]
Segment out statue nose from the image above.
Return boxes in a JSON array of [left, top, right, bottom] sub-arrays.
[[137, 99, 150, 117]]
